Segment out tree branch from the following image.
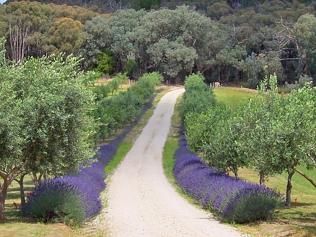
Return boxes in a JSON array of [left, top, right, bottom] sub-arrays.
[[294, 168, 316, 188]]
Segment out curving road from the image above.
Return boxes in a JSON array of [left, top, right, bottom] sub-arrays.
[[105, 88, 242, 237]]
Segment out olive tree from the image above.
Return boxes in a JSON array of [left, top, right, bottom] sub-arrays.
[[237, 75, 316, 206], [236, 76, 284, 184], [0, 55, 96, 219]]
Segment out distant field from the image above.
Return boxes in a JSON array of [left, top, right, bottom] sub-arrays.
[[213, 87, 256, 108], [215, 87, 316, 237]]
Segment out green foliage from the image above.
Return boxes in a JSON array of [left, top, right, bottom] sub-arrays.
[[0, 1, 97, 61], [186, 104, 246, 177], [80, 15, 111, 70], [237, 75, 316, 204], [82, 6, 227, 81], [182, 74, 215, 117], [95, 72, 161, 140], [183, 74, 245, 176], [183, 74, 316, 206], [97, 51, 114, 75], [2, 1, 316, 86], [294, 14, 316, 83], [133, 0, 160, 10], [124, 59, 137, 78], [80, 70, 102, 86], [0, 37, 5, 66]]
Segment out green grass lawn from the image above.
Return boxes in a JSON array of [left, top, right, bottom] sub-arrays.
[[215, 87, 316, 237], [213, 87, 256, 108]]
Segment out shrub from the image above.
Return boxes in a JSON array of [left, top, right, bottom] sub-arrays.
[[95, 72, 161, 140], [174, 134, 279, 223], [181, 73, 215, 118], [22, 180, 86, 225], [124, 59, 137, 78], [23, 134, 124, 225], [97, 52, 114, 75]]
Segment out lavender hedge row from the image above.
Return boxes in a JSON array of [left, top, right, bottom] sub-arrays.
[[174, 134, 279, 223], [22, 134, 122, 225], [22, 81, 156, 225]]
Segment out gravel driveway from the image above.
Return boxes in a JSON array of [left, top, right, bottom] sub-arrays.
[[105, 88, 242, 237]]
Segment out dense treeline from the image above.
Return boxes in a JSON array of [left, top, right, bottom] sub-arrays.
[[0, 1, 101, 61], [81, 5, 316, 87], [7, 1, 316, 12], [1, 0, 316, 87]]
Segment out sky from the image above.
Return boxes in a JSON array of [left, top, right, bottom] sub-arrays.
[[0, 0, 6, 4]]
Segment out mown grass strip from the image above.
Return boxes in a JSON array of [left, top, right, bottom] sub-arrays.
[[162, 96, 201, 207], [105, 142, 132, 175], [163, 137, 178, 185]]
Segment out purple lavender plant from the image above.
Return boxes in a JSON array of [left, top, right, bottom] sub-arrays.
[[174, 134, 279, 223]]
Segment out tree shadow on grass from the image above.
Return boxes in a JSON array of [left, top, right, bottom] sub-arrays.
[[7, 186, 33, 193], [291, 202, 316, 208]]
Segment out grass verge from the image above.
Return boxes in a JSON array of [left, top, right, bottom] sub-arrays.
[[162, 96, 202, 207]]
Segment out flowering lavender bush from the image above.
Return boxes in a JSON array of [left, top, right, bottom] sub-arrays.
[[22, 144, 112, 225], [174, 134, 279, 223]]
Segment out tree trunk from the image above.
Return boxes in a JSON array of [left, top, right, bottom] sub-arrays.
[[259, 171, 265, 185], [0, 179, 9, 220], [0, 193, 5, 220], [285, 168, 295, 207], [32, 172, 42, 186], [232, 167, 238, 179], [16, 174, 26, 206]]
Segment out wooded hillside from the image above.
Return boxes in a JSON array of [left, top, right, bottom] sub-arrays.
[[1, 0, 316, 86]]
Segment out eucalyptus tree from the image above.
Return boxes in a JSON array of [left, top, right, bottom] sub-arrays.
[[80, 16, 111, 69], [294, 14, 316, 84], [47, 17, 85, 55], [82, 6, 233, 82]]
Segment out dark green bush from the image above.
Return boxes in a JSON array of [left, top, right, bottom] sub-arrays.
[[181, 73, 216, 118], [97, 52, 115, 75], [95, 72, 161, 140], [124, 59, 137, 78], [223, 189, 279, 223], [23, 181, 85, 226]]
